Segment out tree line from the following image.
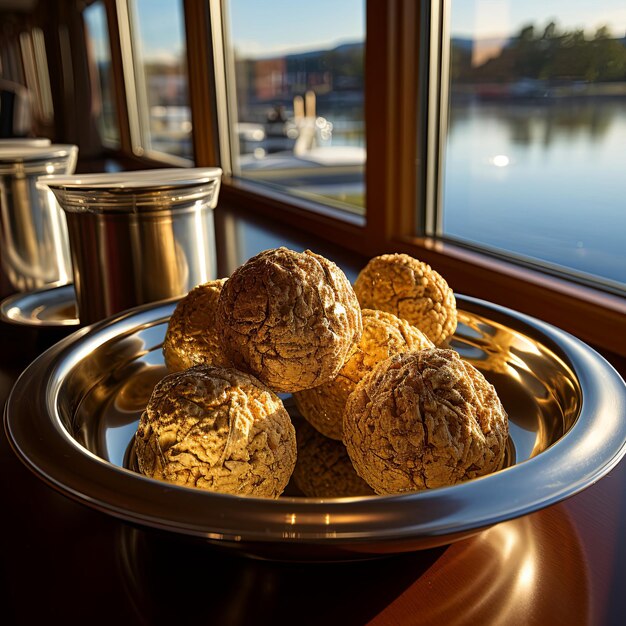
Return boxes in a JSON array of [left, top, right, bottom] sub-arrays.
[[452, 22, 626, 83]]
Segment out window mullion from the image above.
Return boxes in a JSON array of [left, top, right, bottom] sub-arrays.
[[207, 0, 235, 177], [396, 0, 423, 238], [114, 0, 143, 155], [424, 0, 445, 238], [364, 0, 422, 249], [182, 0, 220, 166], [362, 0, 395, 248], [101, 0, 133, 155]]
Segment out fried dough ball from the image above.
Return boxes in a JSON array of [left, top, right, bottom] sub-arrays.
[[135, 366, 296, 498], [353, 253, 457, 345], [162, 279, 229, 372], [292, 419, 373, 498], [344, 349, 509, 495], [216, 247, 362, 393], [293, 309, 433, 440]]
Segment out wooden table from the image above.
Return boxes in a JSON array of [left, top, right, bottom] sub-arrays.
[[1, 204, 625, 626]]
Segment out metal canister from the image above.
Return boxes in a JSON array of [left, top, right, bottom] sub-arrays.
[[38, 168, 222, 325], [0, 144, 77, 291]]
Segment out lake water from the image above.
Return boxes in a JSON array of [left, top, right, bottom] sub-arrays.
[[443, 99, 626, 289]]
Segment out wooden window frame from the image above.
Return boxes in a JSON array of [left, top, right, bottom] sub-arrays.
[[102, 0, 626, 356]]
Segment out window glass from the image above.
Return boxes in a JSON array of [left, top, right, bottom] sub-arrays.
[[83, 1, 119, 146], [0, 35, 24, 84], [225, 0, 365, 216], [129, 0, 192, 160], [442, 0, 626, 291]]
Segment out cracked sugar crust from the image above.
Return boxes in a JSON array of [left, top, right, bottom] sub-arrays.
[[292, 419, 373, 498], [216, 247, 362, 393], [135, 365, 296, 498], [343, 348, 509, 495], [353, 253, 457, 345], [162, 279, 230, 372], [293, 309, 433, 440]]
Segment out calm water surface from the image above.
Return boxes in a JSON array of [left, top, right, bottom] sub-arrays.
[[443, 99, 626, 288]]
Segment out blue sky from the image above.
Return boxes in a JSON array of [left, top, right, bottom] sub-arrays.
[[451, 0, 626, 39], [228, 0, 364, 58], [134, 0, 185, 62], [86, 1, 626, 63], [229, 0, 626, 57]]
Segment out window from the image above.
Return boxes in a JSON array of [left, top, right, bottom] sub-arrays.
[[125, 0, 192, 161], [209, 1, 624, 355], [436, 0, 626, 293], [84, 1, 119, 146], [221, 0, 365, 216], [95, 1, 624, 356]]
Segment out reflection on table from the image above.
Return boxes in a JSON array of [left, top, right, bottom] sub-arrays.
[[116, 505, 588, 626]]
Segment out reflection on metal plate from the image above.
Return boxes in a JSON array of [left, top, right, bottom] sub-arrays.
[[0, 283, 79, 326]]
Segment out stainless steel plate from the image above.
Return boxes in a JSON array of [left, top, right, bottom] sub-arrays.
[[5, 295, 626, 560], [0, 284, 79, 326]]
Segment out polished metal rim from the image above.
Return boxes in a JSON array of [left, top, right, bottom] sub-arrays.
[[5, 296, 626, 547], [0, 284, 79, 327]]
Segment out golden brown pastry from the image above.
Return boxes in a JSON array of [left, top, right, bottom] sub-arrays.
[[292, 419, 373, 498], [353, 253, 457, 345], [293, 309, 433, 440], [216, 247, 362, 393], [343, 348, 508, 495], [162, 278, 229, 372], [135, 365, 296, 498]]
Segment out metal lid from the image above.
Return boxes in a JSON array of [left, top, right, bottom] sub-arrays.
[[0, 138, 52, 148], [0, 144, 77, 162], [0, 144, 78, 175], [38, 167, 223, 191], [38, 167, 223, 214]]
